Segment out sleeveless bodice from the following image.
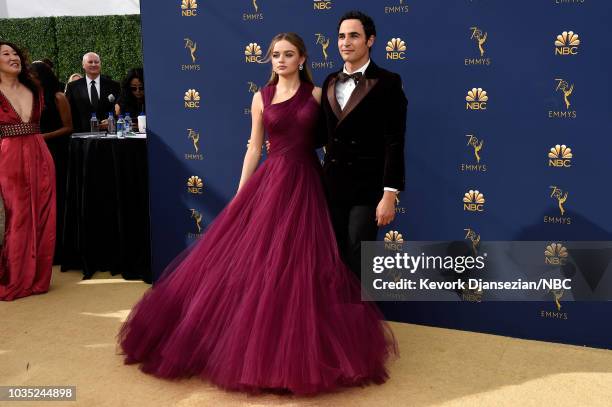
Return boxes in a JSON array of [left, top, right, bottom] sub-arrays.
[[0, 89, 43, 138], [260, 82, 320, 163]]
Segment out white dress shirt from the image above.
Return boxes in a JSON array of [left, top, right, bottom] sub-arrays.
[[335, 59, 370, 110], [335, 60, 398, 194], [87, 75, 101, 105]]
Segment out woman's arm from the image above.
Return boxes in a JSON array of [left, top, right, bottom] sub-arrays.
[[237, 91, 265, 192], [42, 92, 73, 140]]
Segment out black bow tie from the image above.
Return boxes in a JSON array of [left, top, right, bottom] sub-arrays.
[[337, 71, 363, 84]]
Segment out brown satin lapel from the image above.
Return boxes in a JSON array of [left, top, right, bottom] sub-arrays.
[[339, 78, 378, 125], [326, 77, 342, 120]]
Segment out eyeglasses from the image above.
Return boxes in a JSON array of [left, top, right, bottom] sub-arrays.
[[130, 86, 144, 91]]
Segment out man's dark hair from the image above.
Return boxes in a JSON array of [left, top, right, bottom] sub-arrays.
[[337, 10, 377, 40]]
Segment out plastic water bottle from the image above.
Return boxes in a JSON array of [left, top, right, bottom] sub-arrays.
[[90, 113, 99, 133], [124, 113, 132, 134], [107, 112, 116, 135], [117, 115, 125, 138], [137, 112, 146, 133]]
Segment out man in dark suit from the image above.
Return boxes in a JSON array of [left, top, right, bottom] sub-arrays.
[[65, 52, 120, 132], [318, 11, 408, 279]]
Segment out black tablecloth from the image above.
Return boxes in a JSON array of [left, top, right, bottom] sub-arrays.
[[62, 135, 152, 282]]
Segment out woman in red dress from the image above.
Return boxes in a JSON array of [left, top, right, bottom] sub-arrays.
[[0, 41, 56, 301]]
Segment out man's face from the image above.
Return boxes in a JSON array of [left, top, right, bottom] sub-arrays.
[[82, 53, 101, 77], [337, 19, 374, 64]]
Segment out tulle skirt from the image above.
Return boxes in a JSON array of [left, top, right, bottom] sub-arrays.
[[118, 154, 398, 395]]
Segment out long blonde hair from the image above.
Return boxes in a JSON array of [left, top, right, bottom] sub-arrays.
[[263, 33, 314, 86]]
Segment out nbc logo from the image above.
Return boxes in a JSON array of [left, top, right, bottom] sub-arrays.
[[466, 88, 488, 110], [384, 230, 404, 250], [386, 38, 406, 60], [313, 0, 333, 10], [555, 31, 580, 56], [181, 0, 197, 16], [245, 43, 262, 63], [187, 175, 204, 194], [548, 144, 572, 168], [463, 190, 485, 212], [544, 243, 568, 266], [184, 89, 200, 108], [384, 230, 404, 242]]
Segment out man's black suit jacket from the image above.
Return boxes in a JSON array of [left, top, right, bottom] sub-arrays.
[[65, 76, 121, 132], [318, 61, 407, 206]]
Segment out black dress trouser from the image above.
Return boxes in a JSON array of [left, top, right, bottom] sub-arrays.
[[329, 204, 378, 280]]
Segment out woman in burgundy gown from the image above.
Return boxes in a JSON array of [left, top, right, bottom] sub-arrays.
[[0, 41, 56, 301], [118, 33, 397, 395]]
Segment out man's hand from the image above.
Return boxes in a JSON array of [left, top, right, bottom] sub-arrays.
[[375, 191, 397, 226]]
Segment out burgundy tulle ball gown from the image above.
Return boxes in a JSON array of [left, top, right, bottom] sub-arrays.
[[0, 90, 56, 301], [118, 82, 398, 395]]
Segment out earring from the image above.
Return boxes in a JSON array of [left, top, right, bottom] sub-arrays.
[[299, 64, 303, 71]]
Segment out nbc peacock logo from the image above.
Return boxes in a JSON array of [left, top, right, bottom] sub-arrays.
[[555, 31, 580, 56], [245, 43, 262, 63], [548, 144, 572, 168], [181, 0, 198, 16], [545, 243, 568, 266], [463, 190, 485, 212], [384, 230, 404, 251], [466, 88, 488, 110], [386, 38, 406, 60], [184, 89, 200, 108], [384, 230, 404, 243], [187, 175, 204, 194], [313, 0, 333, 10]]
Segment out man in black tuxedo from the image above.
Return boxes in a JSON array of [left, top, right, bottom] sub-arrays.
[[65, 52, 120, 132], [318, 11, 408, 279]]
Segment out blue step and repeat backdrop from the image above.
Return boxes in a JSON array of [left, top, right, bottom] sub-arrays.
[[140, 0, 612, 349]]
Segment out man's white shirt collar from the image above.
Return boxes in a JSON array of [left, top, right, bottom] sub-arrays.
[[342, 59, 370, 76]]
